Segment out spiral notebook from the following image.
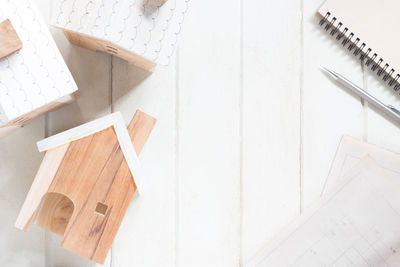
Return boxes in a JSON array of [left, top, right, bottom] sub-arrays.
[[318, 0, 400, 90]]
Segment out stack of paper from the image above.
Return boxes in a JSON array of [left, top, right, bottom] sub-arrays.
[[248, 136, 400, 266]]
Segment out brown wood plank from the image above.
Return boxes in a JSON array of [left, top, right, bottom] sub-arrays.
[[17, 110, 157, 263], [128, 110, 157, 154], [14, 144, 70, 230], [0, 19, 22, 59], [63, 29, 156, 72], [31, 110, 156, 263]]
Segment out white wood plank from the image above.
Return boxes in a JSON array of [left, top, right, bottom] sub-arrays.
[[0, 120, 46, 266], [43, 45, 112, 267], [33, 0, 113, 265], [241, 0, 302, 264], [364, 69, 400, 151], [110, 58, 176, 267], [177, 0, 241, 266], [302, 0, 365, 209]]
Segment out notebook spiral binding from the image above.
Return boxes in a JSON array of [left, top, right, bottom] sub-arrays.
[[319, 12, 400, 91]]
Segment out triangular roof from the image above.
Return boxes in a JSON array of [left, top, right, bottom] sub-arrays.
[[37, 112, 145, 194]]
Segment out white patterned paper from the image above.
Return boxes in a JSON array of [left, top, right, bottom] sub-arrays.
[[0, 0, 78, 125], [52, 0, 190, 66]]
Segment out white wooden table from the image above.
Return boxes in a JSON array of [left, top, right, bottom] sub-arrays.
[[1, 0, 400, 266]]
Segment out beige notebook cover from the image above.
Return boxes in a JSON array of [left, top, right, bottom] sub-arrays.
[[318, 0, 400, 88]]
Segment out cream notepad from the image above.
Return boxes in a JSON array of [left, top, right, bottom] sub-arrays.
[[247, 157, 400, 266], [318, 0, 400, 89]]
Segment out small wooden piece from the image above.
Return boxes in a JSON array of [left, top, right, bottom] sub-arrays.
[[15, 110, 156, 263], [63, 30, 156, 72], [152, 0, 168, 5], [0, 94, 74, 129], [0, 19, 22, 59]]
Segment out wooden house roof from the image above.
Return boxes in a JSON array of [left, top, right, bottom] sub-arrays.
[[37, 112, 145, 194]]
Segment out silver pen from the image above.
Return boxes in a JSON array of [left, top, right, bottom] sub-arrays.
[[320, 66, 400, 125]]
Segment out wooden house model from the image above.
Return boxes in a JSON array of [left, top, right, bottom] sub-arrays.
[[0, 0, 78, 137], [15, 110, 156, 263], [52, 0, 190, 72]]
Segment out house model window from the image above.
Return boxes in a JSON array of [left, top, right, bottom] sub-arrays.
[[95, 202, 108, 216]]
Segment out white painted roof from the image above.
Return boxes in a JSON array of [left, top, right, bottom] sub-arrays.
[[0, 0, 78, 125], [52, 0, 190, 66]]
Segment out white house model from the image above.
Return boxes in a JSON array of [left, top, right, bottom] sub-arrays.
[[0, 0, 78, 136], [52, 0, 190, 71]]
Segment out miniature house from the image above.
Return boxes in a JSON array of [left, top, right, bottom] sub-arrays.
[[15, 110, 156, 263], [52, 0, 189, 72], [0, 0, 77, 137]]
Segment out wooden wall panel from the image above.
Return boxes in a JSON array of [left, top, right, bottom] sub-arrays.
[[35, 0, 113, 266], [110, 57, 177, 267], [301, 0, 364, 209], [241, 0, 302, 264], [177, 0, 241, 265], [364, 70, 400, 150], [0, 121, 46, 266], [3, 1, 398, 267]]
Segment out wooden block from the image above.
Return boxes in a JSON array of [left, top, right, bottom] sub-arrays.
[[15, 110, 156, 264], [0, 94, 75, 130], [0, 19, 22, 59], [63, 30, 156, 72]]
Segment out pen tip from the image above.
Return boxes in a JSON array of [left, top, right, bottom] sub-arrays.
[[319, 65, 329, 73], [319, 66, 338, 80]]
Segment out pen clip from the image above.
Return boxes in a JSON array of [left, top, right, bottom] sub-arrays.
[[386, 104, 400, 115]]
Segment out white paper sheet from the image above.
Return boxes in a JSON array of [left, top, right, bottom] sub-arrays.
[[322, 135, 400, 195], [247, 157, 400, 267]]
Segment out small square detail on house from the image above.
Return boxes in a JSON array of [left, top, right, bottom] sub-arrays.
[[95, 202, 108, 215]]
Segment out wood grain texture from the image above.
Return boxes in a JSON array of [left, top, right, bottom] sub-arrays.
[[0, 19, 22, 59], [241, 0, 301, 264], [110, 56, 176, 266], [63, 29, 156, 72], [15, 144, 70, 230], [4, 0, 399, 266], [364, 69, 400, 150], [177, 0, 241, 265], [35, 192, 75, 235], [0, 120, 46, 266], [44, 8, 114, 265], [16, 111, 155, 264], [0, 94, 74, 130]]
